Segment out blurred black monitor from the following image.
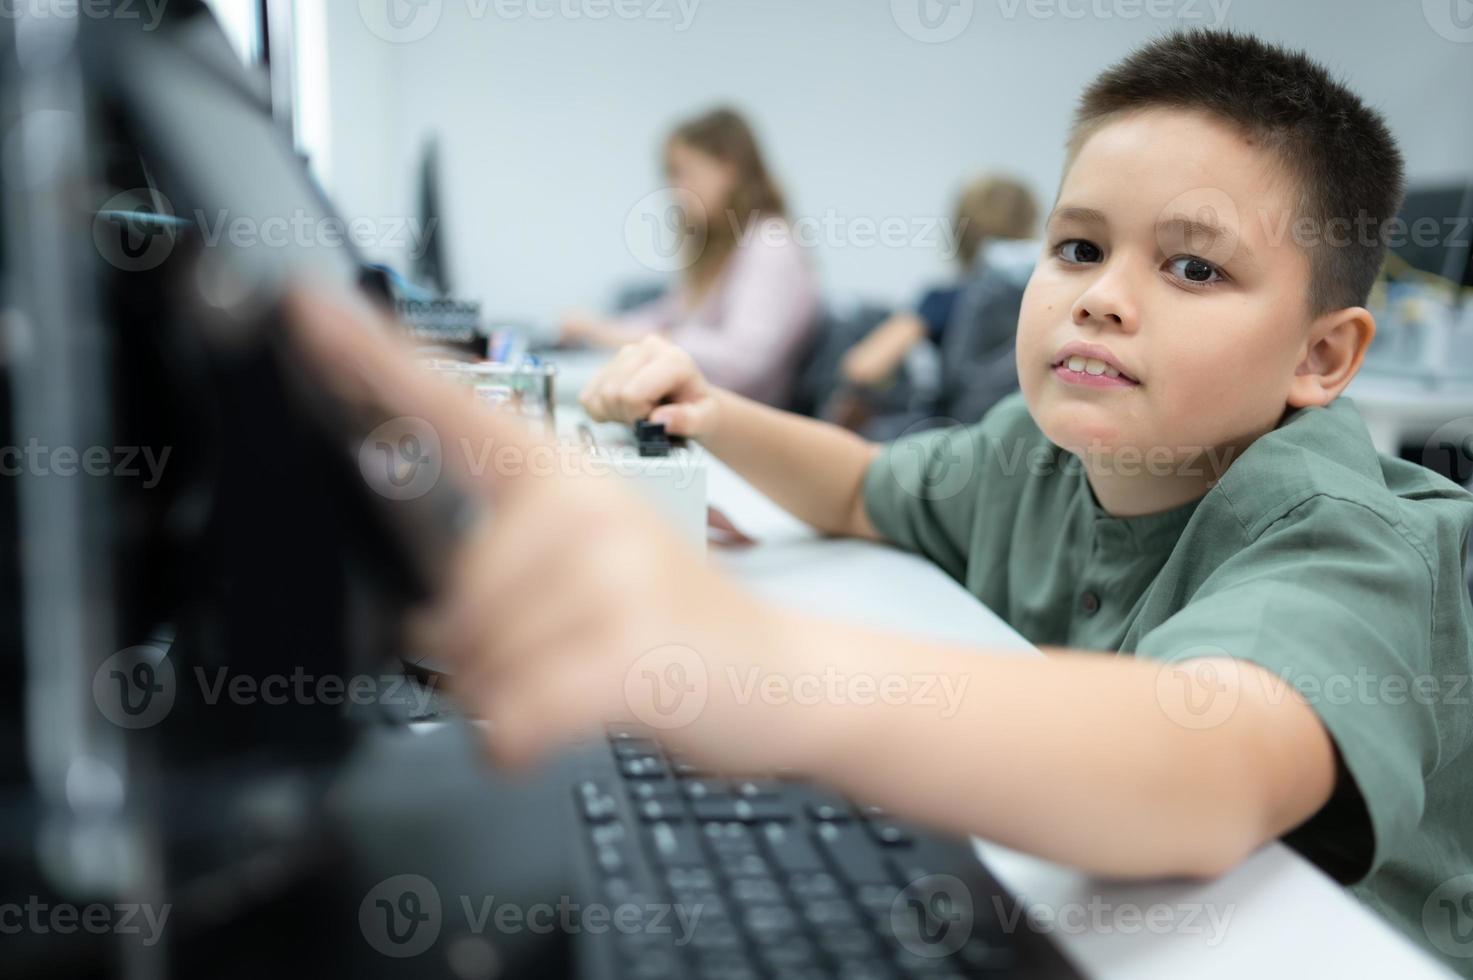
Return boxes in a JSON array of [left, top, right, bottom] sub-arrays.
[[1392, 182, 1473, 290], [0, 4, 467, 975]]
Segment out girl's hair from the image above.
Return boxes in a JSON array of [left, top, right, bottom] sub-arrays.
[[953, 174, 1039, 267], [667, 107, 786, 294]]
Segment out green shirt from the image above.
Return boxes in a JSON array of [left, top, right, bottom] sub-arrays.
[[864, 391, 1473, 974]]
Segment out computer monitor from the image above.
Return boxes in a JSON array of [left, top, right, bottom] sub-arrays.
[[1391, 182, 1473, 290], [2, 5, 474, 973]]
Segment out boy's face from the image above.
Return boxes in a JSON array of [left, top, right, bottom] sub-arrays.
[[1017, 108, 1318, 469]]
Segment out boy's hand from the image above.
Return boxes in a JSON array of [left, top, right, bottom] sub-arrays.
[[285, 288, 814, 771], [580, 335, 721, 440]]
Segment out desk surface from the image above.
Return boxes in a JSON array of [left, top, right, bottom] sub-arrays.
[[702, 457, 1452, 980]]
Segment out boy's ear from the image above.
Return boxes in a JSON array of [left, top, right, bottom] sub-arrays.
[[1286, 306, 1376, 409]]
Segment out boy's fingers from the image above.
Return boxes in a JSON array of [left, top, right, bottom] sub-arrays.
[[284, 286, 543, 492], [649, 400, 710, 438]]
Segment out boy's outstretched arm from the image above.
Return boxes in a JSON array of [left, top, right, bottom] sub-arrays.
[[290, 288, 1336, 882], [765, 619, 1338, 879]]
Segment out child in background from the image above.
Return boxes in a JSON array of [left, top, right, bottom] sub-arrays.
[[559, 107, 818, 407], [839, 174, 1038, 392]]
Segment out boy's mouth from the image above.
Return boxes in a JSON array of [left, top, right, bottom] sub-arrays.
[[1052, 361, 1141, 389], [1050, 342, 1140, 387]]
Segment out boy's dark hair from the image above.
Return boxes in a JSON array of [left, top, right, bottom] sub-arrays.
[[1069, 29, 1405, 315]]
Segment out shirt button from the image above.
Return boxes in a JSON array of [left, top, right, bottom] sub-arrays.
[[1080, 591, 1101, 615]]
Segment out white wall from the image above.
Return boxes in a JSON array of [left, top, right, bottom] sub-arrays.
[[302, 0, 1473, 321]]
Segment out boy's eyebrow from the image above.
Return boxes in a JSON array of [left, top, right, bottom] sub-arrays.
[[1158, 216, 1256, 263], [1047, 206, 1107, 227], [1048, 205, 1258, 264]]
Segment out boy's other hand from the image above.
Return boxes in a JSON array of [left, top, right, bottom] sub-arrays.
[[580, 335, 721, 440], [285, 287, 805, 771]]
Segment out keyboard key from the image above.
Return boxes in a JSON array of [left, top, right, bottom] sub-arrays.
[[622, 949, 683, 980], [729, 877, 784, 906], [719, 853, 774, 879], [595, 844, 628, 875], [817, 926, 878, 958], [703, 821, 759, 855], [798, 897, 859, 929], [692, 797, 794, 823], [693, 952, 759, 980], [670, 757, 716, 778], [636, 800, 685, 822], [856, 883, 902, 913], [815, 821, 892, 885], [621, 757, 670, 779], [867, 822, 914, 847], [612, 737, 662, 758], [761, 822, 825, 874], [766, 969, 831, 980], [607, 722, 654, 740], [590, 821, 627, 846], [805, 801, 853, 822], [628, 782, 681, 804], [787, 871, 841, 900], [756, 937, 821, 969], [665, 867, 717, 891], [742, 903, 800, 937], [685, 920, 743, 952], [646, 821, 706, 866], [826, 958, 898, 980], [732, 779, 782, 799], [682, 779, 732, 800], [577, 783, 620, 822]]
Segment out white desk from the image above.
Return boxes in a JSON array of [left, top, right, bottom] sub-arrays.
[[702, 457, 1453, 980]]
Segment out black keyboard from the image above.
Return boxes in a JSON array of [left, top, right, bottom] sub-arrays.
[[572, 723, 1083, 980]]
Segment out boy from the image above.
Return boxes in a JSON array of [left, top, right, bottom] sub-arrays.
[[293, 30, 1473, 973]]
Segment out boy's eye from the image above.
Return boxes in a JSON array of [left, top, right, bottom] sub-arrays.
[[1167, 255, 1225, 285], [1057, 240, 1102, 264]]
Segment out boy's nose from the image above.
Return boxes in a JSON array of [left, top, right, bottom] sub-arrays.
[[1071, 266, 1139, 333]]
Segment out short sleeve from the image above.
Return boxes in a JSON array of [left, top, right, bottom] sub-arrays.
[[861, 393, 1036, 583], [1133, 496, 1439, 883], [915, 286, 961, 343]]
